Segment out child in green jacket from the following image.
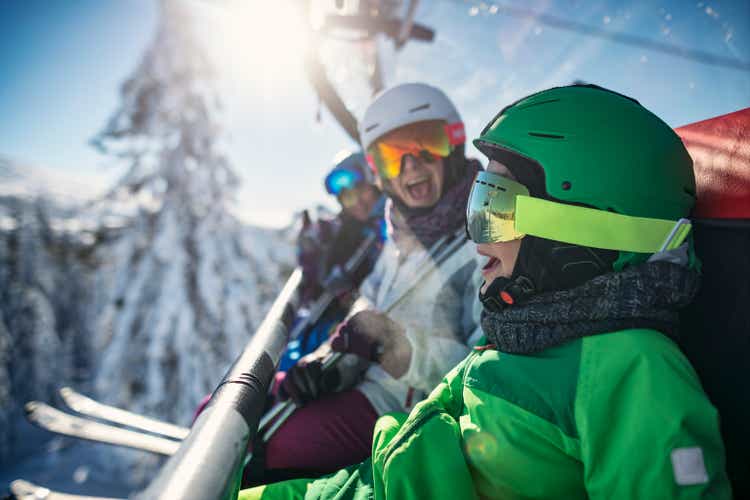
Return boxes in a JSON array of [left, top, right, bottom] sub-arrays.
[[240, 84, 731, 499]]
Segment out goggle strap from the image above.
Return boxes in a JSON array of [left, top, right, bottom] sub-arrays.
[[657, 218, 692, 252], [365, 154, 378, 176], [515, 196, 692, 254]]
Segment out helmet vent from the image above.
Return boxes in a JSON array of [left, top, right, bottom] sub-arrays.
[[409, 103, 430, 113], [364, 123, 379, 133], [528, 132, 565, 139]]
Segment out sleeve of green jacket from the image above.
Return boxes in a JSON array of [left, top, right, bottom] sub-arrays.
[[575, 332, 732, 499], [371, 358, 479, 500]]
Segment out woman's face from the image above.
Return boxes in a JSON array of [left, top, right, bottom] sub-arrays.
[[386, 153, 445, 209], [340, 184, 379, 222], [476, 160, 524, 293]]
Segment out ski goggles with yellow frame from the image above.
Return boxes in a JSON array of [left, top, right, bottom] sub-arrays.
[[466, 171, 692, 253], [366, 120, 465, 180]]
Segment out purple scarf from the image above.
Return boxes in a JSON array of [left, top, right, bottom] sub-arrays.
[[387, 159, 481, 253]]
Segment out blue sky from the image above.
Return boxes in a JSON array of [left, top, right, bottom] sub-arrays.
[[1, 0, 748, 227]]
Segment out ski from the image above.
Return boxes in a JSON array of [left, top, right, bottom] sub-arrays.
[[59, 387, 190, 441], [9, 480, 123, 500], [24, 402, 180, 456]]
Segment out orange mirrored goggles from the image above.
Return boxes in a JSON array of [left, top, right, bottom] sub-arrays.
[[366, 120, 465, 180]]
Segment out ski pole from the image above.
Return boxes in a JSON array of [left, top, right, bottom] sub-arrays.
[[287, 232, 378, 342], [257, 399, 288, 433], [260, 402, 296, 442], [260, 230, 468, 443], [258, 349, 344, 442], [256, 233, 381, 438]]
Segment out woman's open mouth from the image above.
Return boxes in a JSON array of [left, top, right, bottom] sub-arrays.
[[405, 176, 433, 201]]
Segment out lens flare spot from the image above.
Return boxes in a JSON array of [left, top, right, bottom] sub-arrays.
[[464, 431, 499, 464]]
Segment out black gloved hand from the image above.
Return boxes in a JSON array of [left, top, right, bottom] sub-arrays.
[[279, 353, 341, 406]]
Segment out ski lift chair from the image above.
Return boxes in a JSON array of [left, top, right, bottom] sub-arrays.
[[675, 108, 750, 498]]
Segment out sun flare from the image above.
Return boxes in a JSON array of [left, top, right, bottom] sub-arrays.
[[208, 0, 308, 87]]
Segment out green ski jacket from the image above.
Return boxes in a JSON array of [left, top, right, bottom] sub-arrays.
[[240, 328, 731, 499]]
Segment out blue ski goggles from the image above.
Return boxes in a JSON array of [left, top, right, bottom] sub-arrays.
[[325, 168, 363, 196], [466, 170, 693, 252]]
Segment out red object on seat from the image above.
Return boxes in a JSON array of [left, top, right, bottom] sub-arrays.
[[676, 108, 750, 219]]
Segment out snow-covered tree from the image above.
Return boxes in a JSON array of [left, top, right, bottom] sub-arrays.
[[91, 0, 285, 423], [0, 193, 95, 463]]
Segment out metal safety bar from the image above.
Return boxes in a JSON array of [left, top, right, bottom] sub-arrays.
[[135, 268, 303, 500]]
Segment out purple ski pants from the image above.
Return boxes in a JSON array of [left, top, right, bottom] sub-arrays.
[[264, 388, 378, 473]]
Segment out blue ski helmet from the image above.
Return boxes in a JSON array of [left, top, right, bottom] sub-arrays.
[[324, 151, 375, 196]]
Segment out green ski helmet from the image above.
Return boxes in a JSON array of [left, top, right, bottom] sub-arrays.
[[473, 84, 696, 270]]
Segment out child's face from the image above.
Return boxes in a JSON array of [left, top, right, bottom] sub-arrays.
[[475, 160, 523, 293]]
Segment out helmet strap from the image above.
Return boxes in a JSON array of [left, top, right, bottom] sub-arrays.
[[480, 236, 618, 312], [479, 274, 536, 313]]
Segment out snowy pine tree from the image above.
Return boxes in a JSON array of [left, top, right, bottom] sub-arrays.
[[90, 0, 286, 424], [0, 193, 95, 463]]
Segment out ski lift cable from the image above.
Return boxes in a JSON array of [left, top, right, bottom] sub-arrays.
[[450, 1, 750, 73]]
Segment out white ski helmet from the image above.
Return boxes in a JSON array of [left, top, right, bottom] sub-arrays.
[[359, 83, 465, 152]]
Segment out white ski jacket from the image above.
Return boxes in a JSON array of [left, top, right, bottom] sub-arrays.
[[354, 233, 483, 415]]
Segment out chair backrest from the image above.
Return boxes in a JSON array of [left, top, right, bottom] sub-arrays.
[[675, 108, 750, 497]]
